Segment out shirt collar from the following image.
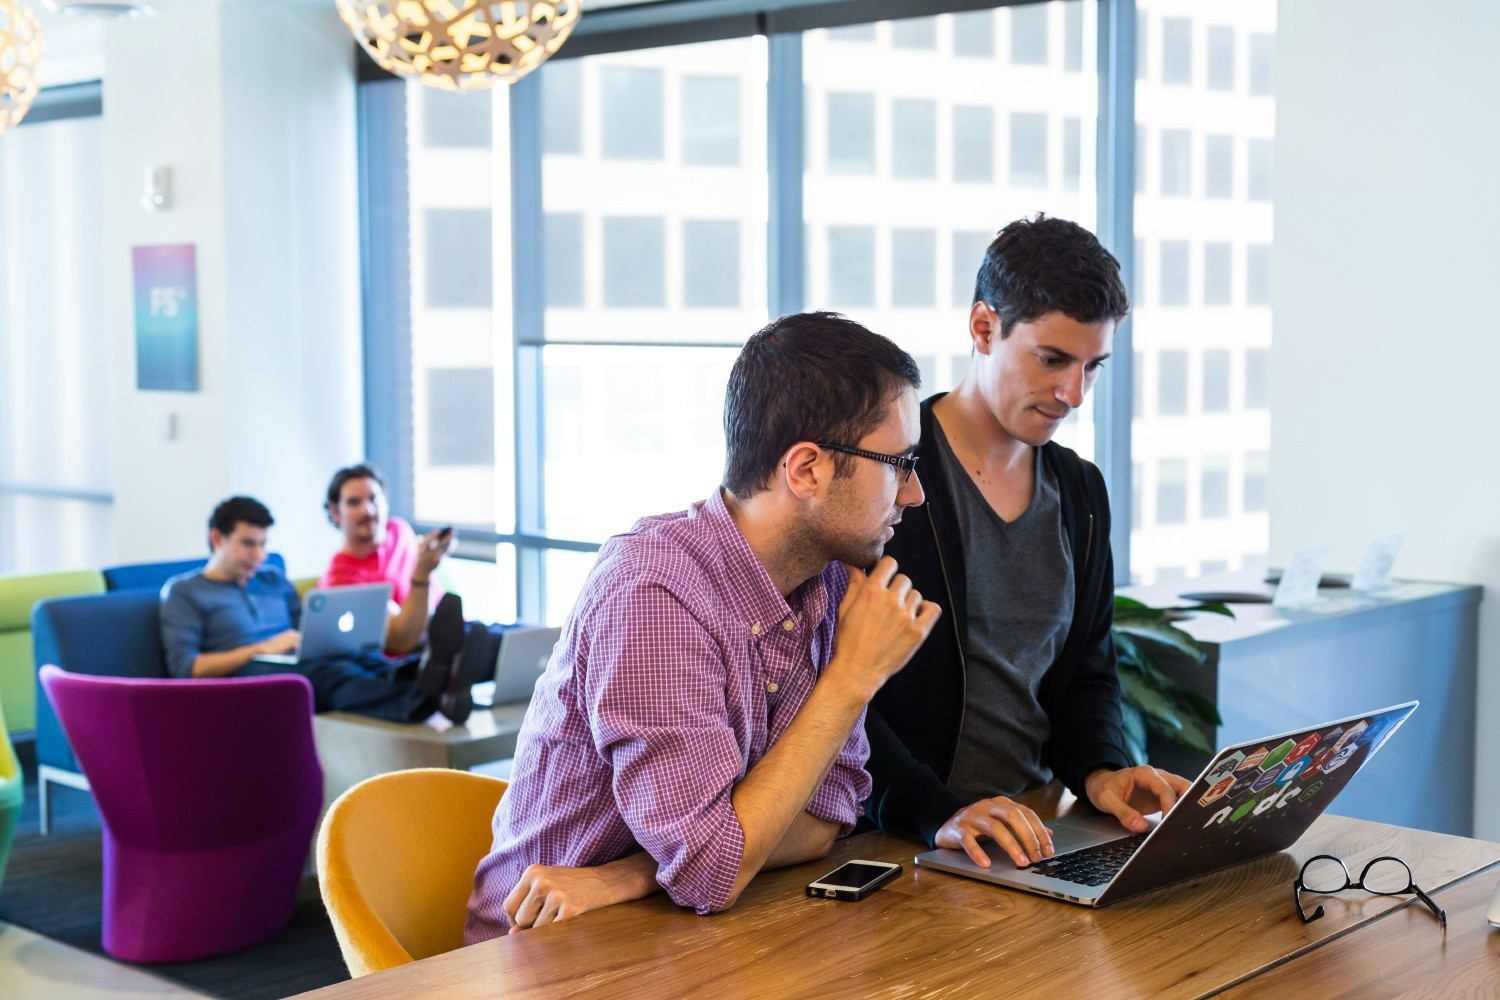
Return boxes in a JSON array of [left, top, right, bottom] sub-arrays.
[[702, 488, 830, 634]]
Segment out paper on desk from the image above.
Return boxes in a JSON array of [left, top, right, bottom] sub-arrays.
[[1351, 533, 1403, 591], [1272, 547, 1330, 607]]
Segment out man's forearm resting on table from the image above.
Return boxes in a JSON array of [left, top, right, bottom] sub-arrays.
[[724, 676, 868, 907]]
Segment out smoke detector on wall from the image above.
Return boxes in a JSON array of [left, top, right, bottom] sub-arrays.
[[42, 1, 157, 17]]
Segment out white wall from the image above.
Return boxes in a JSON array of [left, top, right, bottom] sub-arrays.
[[103, 1, 362, 576], [1273, 0, 1500, 838]]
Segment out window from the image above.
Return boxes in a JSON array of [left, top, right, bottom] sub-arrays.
[[1205, 134, 1234, 198], [1063, 117, 1081, 190], [545, 213, 585, 308], [892, 16, 938, 50], [1243, 452, 1269, 512], [1207, 26, 1235, 91], [1160, 129, 1191, 196], [827, 91, 876, 174], [892, 99, 938, 179], [952, 10, 994, 57], [828, 23, 876, 43], [602, 67, 664, 159], [1250, 33, 1275, 96], [428, 369, 495, 466], [1202, 349, 1231, 411], [541, 60, 582, 154], [682, 220, 741, 308], [1158, 351, 1188, 415], [827, 225, 876, 308], [1201, 455, 1230, 518], [603, 216, 666, 307], [425, 209, 492, 308], [423, 87, 491, 149], [1162, 18, 1192, 84], [1132, 0, 1276, 585], [1245, 348, 1270, 408], [682, 76, 741, 166], [952, 231, 992, 308], [1203, 242, 1231, 305], [363, 3, 1205, 619], [1010, 4, 1049, 66], [1248, 138, 1274, 200], [1159, 241, 1190, 306], [1009, 112, 1048, 187], [891, 229, 937, 308], [1246, 244, 1271, 305], [953, 106, 994, 183], [1157, 459, 1188, 524], [1137, 10, 1149, 81], [1064, 4, 1083, 71]]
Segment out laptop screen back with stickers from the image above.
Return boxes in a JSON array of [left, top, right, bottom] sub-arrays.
[[1098, 701, 1417, 905]]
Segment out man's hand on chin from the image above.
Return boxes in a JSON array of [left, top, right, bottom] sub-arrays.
[[1084, 765, 1192, 833]]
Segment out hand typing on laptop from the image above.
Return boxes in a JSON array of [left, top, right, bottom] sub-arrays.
[[255, 629, 300, 657], [935, 764, 1189, 869], [1082, 765, 1189, 836]]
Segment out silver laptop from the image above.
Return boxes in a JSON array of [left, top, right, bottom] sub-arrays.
[[487, 625, 561, 705], [914, 701, 1418, 906], [255, 583, 391, 665]]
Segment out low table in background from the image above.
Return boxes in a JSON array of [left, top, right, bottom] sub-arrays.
[[312, 702, 528, 810]]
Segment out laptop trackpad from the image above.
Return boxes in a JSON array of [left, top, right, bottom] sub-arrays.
[[1046, 813, 1135, 855]]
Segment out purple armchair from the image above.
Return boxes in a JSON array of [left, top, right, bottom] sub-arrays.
[[38, 665, 324, 963]]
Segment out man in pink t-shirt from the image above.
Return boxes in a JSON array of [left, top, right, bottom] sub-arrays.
[[321, 464, 454, 655]]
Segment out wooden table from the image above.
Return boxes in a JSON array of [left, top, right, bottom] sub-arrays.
[[293, 801, 1500, 999], [1221, 866, 1500, 996], [312, 702, 527, 810]]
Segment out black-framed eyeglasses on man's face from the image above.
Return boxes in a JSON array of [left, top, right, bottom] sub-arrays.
[[815, 443, 919, 483], [1294, 854, 1446, 928]]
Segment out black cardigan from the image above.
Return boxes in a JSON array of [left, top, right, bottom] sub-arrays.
[[863, 393, 1132, 846]]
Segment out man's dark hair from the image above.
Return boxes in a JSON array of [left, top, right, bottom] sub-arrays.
[[722, 312, 921, 499], [324, 464, 387, 524], [973, 214, 1130, 338], [208, 496, 273, 548]]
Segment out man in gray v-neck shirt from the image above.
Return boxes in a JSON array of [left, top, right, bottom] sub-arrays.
[[867, 216, 1192, 873]]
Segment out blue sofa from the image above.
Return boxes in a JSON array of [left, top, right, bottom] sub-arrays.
[[31, 554, 288, 833], [32, 590, 168, 832]]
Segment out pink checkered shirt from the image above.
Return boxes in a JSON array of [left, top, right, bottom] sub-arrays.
[[464, 489, 868, 942]]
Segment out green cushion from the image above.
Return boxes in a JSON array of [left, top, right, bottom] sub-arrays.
[[0, 570, 106, 631], [0, 569, 106, 733]]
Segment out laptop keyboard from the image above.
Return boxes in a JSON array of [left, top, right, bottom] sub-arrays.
[[1026, 834, 1149, 887]]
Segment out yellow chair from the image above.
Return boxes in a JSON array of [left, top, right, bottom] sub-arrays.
[[316, 768, 507, 977]]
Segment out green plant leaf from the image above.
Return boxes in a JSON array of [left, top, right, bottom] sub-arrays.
[[1113, 620, 1207, 664], [1181, 689, 1224, 726], [1118, 670, 1184, 731]]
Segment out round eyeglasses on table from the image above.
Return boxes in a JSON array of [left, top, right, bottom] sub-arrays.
[[1294, 854, 1446, 928], [815, 443, 919, 482]]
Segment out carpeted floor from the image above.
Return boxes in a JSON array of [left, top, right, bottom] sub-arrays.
[[0, 744, 351, 999]]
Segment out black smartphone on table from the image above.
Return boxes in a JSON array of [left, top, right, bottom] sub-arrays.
[[805, 860, 902, 901]]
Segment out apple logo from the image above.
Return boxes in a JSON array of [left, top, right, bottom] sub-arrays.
[[338, 611, 355, 633]]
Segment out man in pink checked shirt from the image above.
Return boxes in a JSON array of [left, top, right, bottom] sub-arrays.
[[464, 312, 942, 941]]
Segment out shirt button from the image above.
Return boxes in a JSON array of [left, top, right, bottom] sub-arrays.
[[750, 623, 762, 636], [782, 619, 795, 631], [767, 682, 779, 694]]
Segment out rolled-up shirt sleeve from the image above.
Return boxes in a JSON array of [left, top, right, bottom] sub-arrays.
[[805, 705, 872, 836], [159, 582, 204, 679], [582, 575, 747, 915]]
